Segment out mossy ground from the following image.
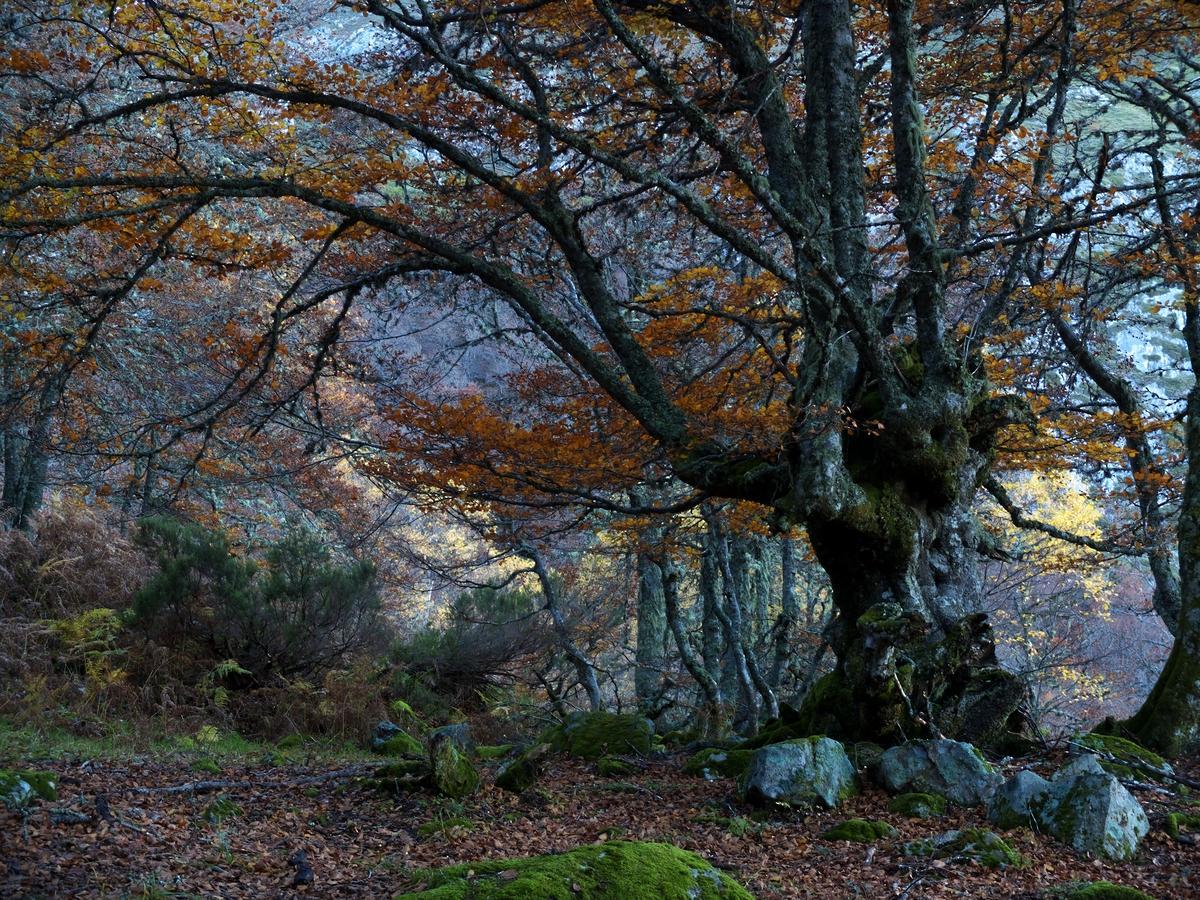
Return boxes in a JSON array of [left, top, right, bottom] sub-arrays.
[[1059, 881, 1155, 900], [392, 840, 753, 899]]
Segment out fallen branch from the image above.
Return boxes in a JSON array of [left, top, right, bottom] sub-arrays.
[[1065, 740, 1200, 790], [125, 765, 374, 796]]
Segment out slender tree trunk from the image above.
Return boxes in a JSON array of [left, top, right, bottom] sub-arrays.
[[524, 546, 602, 712], [661, 555, 725, 738], [769, 536, 798, 689]]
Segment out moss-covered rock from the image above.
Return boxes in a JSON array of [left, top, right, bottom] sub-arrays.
[[546, 712, 654, 760], [430, 732, 480, 799], [877, 739, 1001, 806], [987, 769, 1050, 829], [1165, 811, 1200, 841], [1033, 756, 1149, 860], [887, 792, 947, 818], [496, 743, 552, 794], [1071, 733, 1172, 783], [1062, 881, 1155, 900], [821, 818, 898, 842], [393, 840, 753, 899], [902, 828, 1024, 868], [597, 756, 636, 778], [740, 736, 858, 808], [0, 769, 58, 808], [683, 748, 753, 780]]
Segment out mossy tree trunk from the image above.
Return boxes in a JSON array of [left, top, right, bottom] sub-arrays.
[[635, 550, 670, 720], [1124, 156, 1200, 757]]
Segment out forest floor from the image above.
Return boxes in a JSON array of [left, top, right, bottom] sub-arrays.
[[2, 734, 1197, 899]]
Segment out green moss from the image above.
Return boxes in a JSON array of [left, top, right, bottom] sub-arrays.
[[192, 758, 222, 776], [1165, 811, 1200, 841], [418, 816, 474, 838], [430, 736, 480, 799], [1062, 882, 1154, 900], [376, 731, 425, 758], [821, 818, 898, 842], [545, 712, 654, 760], [903, 828, 1024, 869], [740, 672, 852, 749], [277, 733, 305, 750], [392, 840, 754, 899], [597, 756, 636, 777], [477, 744, 515, 760], [887, 792, 947, 818], [1072, 733, 1170, 782], [683, 748, 753, 779], [202, 796, 243, 825]]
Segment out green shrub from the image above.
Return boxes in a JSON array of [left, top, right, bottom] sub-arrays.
[[131, 519, 384, 680]]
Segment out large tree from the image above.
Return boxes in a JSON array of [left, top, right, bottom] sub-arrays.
[[3, 0, 1197, 744]]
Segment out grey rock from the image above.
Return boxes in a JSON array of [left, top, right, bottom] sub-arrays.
[[1033, 754, 1149, 861], [740, 736, 857, 809], [877, 739, 1002, 806], [370, 720, 403, 751], [987, 769, 1050, 829], [428, 723, 475, 756]]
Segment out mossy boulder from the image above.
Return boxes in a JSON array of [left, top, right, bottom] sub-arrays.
[[683, 748, 753, 780], [496, 743, 552, 794], [902, 828, 1024, 868], [546, 712, 654, 760], [430, 732, 480, 799], [987, 769, 1050, 829], [740, 736, 857, 809], [1071, 733, 1172, 783], [1062, 882, 1155, 900], [0, 770, 58, 808], [1032, 755, 1149, 861], [887, 792, 947, 818], [1165, 811, 1200, 841], [877, 739, 1001, 806], [393, 840, 753, 899], [821, 818, 898, 842], [428, 723, 475, 756]]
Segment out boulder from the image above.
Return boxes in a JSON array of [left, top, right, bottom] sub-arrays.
[[547, 711, 654, 760], [371, 720, 403, 750], [877, 739, 1001, 806], [1033, 754, 1148, 861], [987, 769, 1050, 829], [429, 731, 480, 799], [428, 723, 475, 756], [902, 828, 1024, 868], [393, 840, 753, 899], [495, 742, 552, 794], [740, 736, 857, 809]]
